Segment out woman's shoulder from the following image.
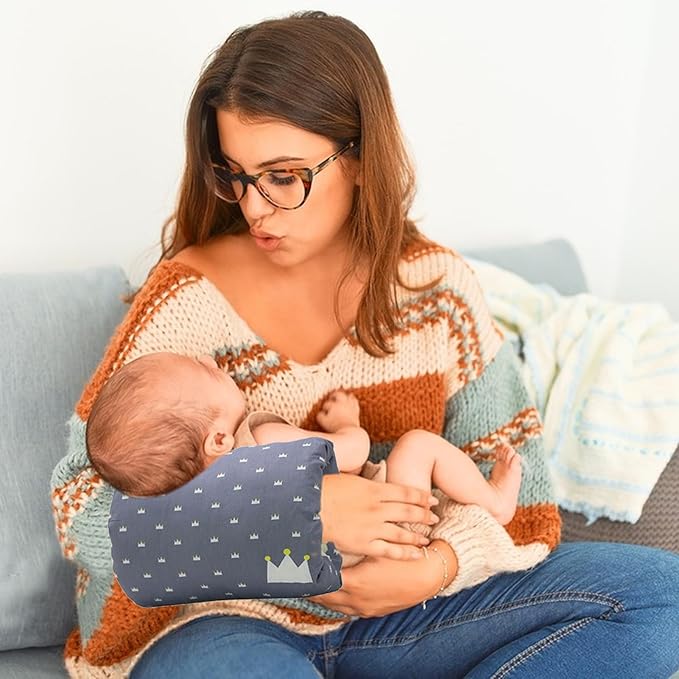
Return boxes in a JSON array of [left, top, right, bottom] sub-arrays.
[[136, 235, 242, 308], [73, 248, 236, 423], [399, 237, 503, 354], [170, 241, 217, 275], [139, 257, 205, 297], [120, 257, 213, 331], [169, 234, 255, 295], [399, 238, 480, 291]]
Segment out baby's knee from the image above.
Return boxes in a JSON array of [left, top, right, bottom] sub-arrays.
[[390, 430, 442, 464], [395, 429, 436, 450]]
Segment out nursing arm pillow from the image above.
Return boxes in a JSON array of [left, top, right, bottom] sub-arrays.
[[108, 437, 343, 607]]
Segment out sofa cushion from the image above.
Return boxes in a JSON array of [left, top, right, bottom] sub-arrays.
[[0, 267, 130, 651], [0, 646, 68, 679]]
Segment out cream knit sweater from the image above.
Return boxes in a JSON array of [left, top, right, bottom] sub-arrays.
[[50, 242, 561, 677]]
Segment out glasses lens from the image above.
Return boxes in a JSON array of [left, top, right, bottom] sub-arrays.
[[259, 171, 306, 208], [213, 167, 244, 203]]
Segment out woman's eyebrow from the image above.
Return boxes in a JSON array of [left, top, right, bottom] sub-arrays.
[[221, 152, 307, 169]]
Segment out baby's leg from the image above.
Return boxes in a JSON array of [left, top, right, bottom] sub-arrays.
[[386, 430, 521, 525]]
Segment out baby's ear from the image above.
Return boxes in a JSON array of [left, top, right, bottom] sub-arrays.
[[203, 429, 235, 459]]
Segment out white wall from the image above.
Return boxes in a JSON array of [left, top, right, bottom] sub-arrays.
[[1, 1, 677, 317]]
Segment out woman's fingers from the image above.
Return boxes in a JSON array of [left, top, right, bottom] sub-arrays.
[[379, 501, 440, 527], [379, 521, 431, 547], [366, 539, 425, 561], [320, 475, 439, 553], [379, 482, 438, 509]]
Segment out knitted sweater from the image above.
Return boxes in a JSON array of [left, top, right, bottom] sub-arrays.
[[50, 242, 561, 677]]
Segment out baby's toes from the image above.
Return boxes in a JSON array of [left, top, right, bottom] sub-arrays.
[[495, 444, 509, 463]]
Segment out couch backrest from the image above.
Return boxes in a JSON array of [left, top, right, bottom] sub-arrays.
[[0, 267, 129, 651], [462, 238, 589, 295]]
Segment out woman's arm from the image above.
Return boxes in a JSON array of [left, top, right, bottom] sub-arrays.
[[310, 499, 549, 617], [309, 538, 457, 617], [429, 254, 560, 571], [51, 414, 177, 662]]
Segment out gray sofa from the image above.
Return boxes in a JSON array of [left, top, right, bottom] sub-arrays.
[[1, 239, 677, 678]]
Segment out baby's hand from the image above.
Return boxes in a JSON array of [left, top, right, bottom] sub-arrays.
[[317, 390, 361, 432]]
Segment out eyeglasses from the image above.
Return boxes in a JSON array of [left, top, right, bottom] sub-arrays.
[[210, 141, 356, 210]]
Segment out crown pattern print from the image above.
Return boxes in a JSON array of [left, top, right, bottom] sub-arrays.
[[265, 548, 313, 584], [108, 436, 342, 606]]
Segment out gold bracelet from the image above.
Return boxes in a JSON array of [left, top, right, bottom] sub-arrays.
[[420, 545, 449, 610]]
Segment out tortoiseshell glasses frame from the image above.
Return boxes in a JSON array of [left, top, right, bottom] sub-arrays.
[[210, 140, 357, 210]]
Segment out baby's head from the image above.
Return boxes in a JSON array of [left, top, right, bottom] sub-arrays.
[[86, 352, 246, 496]]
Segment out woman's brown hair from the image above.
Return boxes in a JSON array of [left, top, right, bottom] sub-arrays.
[[146, 10, 436, 356]]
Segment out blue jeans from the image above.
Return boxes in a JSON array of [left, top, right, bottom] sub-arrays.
[[131, 542, 679, 678]]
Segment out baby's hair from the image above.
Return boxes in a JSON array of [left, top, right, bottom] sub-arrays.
[[86, 354, 220, 496]]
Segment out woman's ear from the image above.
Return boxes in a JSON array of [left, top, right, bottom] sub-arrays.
[[203, 428, 235, 459]]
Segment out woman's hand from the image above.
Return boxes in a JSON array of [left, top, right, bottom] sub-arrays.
[[308, 540, 457, 617], [320, 474, 439, 560]]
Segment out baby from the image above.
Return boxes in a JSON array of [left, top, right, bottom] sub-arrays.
[[87, 352, 522, 565]]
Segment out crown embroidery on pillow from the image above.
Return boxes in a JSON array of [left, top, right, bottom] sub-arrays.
[[265, 548, 312, 583]]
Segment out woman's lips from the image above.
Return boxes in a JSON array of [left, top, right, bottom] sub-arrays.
[[250, 231, 283, 251]]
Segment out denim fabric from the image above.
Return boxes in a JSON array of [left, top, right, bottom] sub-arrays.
[[131, 542, 679, 679]]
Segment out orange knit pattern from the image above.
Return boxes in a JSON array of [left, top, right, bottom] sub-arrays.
[[463, 407, 543, 461]]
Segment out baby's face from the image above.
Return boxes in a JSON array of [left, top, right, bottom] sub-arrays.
[[189, 355, 246, 421]]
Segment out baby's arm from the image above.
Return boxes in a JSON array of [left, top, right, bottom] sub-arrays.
[[252, 391, 370, 473]]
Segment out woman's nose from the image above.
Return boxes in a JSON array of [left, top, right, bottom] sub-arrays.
[[240, 183, 276, 221]]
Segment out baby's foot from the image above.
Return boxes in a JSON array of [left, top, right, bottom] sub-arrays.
[[488, 444, 522, 525]]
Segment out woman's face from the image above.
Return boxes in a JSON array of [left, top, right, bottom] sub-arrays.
[[215, 110, 359, 270]]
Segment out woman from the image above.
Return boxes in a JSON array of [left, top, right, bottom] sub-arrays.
[[51, 11, 679, 678]]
